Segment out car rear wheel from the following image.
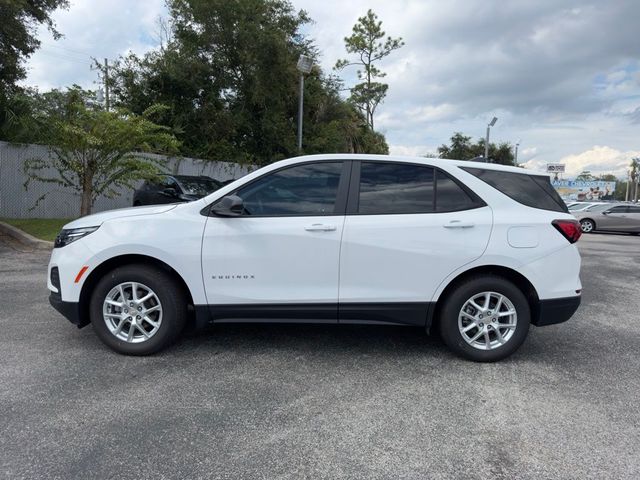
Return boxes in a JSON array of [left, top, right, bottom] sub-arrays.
[[89, 264, 187, 355], [580, 219, 595, 233], [439, 275, 530, 362]]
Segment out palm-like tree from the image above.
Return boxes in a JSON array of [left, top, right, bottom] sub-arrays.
[[629, 158, 640, 202]]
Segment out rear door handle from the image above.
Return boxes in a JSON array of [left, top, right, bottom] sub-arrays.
[[305, 223, 337, 232], [443, 220, 475, 229]]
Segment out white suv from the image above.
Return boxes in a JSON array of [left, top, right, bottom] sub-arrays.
[[48, 155, 582, 362]]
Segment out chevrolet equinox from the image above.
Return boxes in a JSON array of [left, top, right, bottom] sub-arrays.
[[48, 155, 582, 362]]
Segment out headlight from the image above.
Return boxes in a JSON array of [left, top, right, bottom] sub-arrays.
[[54, 226, 100, 248]]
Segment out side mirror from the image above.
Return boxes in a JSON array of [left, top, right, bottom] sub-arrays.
[[212, 195, 244, 217], [161, 187, 178, 197], [602, 211, 609, 215]]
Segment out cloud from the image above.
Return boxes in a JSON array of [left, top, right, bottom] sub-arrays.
[[298, 0, 640, 165], [388, 144, 437, 157], [22, 0, 166, 91], [523, 146, 639, 177], [21, 0, 640, 172]]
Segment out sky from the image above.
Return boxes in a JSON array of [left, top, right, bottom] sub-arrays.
[[22, 0, 640, 178]]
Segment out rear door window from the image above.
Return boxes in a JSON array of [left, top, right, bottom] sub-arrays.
[[607, 206, 628, 214], [462, 167, 568, 213], [358, 162, 434, 214]]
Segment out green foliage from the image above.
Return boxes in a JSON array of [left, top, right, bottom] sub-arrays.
[[597, 173, 617, 182], [334, 9, 404, 130], [437, 132, 516, 166], [628, 158, 640, 201], [107, 0, 387, 164], [575, 170, 595, 182], [630, 158, 640, 182], [22, 87, 179, 216], [0, 0, 69, 122]]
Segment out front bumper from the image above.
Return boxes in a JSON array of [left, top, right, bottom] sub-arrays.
[[49, 292, 87, 327], [533, 295, 581, 326]]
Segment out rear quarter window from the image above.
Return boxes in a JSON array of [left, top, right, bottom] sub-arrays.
[[462, 167, 568, 213]]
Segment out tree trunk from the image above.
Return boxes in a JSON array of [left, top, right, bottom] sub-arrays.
[[80, 172, 93, 217]]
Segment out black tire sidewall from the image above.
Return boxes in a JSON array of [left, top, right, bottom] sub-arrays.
[[439, 275, 531, 362], [89, 264, 186, 355]]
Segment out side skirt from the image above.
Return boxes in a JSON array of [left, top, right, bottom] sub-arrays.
[[194, 302, 433, 329]]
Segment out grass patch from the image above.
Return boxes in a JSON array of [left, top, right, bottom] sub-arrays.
[[0, 218, 71, 242]]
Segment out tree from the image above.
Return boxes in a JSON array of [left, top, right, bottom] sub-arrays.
[[334, 9, 404, 130], [575, 170, 595, 182], [108, 0, 388, 164], [437, 132, 516, 166], [23, 87, 179, 216], [630, 158, 640, 202], [597, 173, 617, 182], [0, 0, 69, 117]]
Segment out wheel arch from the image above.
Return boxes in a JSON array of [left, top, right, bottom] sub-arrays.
[[427, 265, 540, 333], [78, 254, 195, 328]]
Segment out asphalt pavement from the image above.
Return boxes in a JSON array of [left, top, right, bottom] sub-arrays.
[[0, 232, 639, 479]]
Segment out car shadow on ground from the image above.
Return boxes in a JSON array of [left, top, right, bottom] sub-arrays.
[[174, 323, 451, 359]]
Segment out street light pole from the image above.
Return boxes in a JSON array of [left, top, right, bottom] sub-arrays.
[[296, 55, 313, 152], [297, 73, 304, 151], [514, 139, 521, 166], [484, 117, 498, 162]]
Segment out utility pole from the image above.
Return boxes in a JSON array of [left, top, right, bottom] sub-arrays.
[[104, 58, 110, 112]]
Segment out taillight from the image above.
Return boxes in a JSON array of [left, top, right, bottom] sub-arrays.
[[552, 219, 582, 243]]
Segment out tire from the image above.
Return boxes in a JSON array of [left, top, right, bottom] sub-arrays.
[[439, 275, 531, 362], [89, 264, 187, 355], [580, 219, 595, 233]]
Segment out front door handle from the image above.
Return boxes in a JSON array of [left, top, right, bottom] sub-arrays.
[[305, 223, 337, 232], [443, 220, 475, 229]]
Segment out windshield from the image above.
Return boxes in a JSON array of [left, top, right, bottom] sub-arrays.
[[584, 203, 614, 212], [176, 177, 222, 196], [569, 203, 599, 211], [567, 203, 585, 211]]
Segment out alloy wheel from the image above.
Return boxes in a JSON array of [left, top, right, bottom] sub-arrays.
[[458, 291, 518, 351], [102, 282, 163, 343], [580, 220, 594, 233]]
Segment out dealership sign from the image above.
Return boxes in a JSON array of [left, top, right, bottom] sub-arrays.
[[551, 180, 616, 201], [546, 163, 566, 173]]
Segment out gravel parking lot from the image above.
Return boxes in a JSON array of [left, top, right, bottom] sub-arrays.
[[1, 232, 639, 479]]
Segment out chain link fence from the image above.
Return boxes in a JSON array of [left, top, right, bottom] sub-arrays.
[[0, 141, 251, 219]]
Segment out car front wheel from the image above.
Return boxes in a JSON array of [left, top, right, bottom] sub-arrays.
[[439, 275, 531, 362], [89, 264, 187, 355]]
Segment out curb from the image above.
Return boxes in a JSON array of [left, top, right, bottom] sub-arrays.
[[0, 221, 54, 250]]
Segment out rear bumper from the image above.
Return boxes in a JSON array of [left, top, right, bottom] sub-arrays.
[[49, 292, 87, 328], [533, 295, 581, 326]]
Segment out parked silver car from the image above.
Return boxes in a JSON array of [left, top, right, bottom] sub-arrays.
[[567, 202, 605, 212], [572, 203, 640, 234]]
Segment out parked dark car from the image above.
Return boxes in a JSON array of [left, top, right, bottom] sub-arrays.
[[133, 175, 223, 206]]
